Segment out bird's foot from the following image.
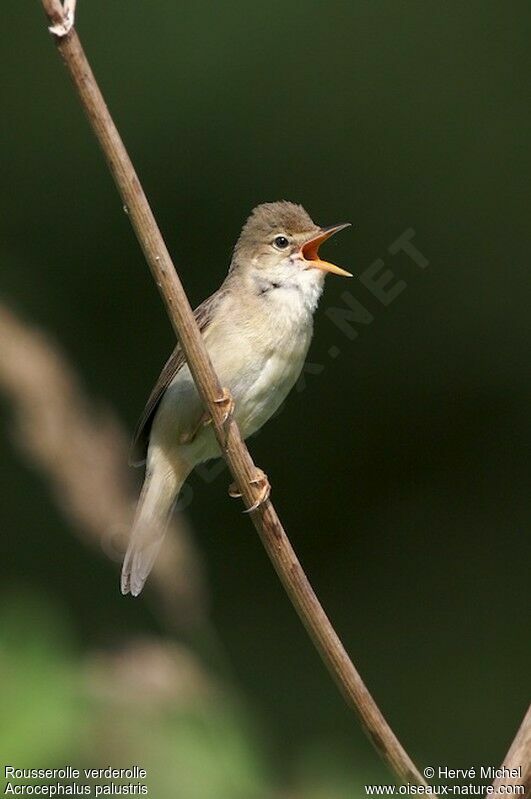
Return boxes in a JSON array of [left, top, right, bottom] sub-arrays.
[[214, 387, 235, 428], [229, 468, 271, 512]]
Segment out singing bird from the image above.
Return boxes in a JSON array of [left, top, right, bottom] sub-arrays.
[[121, 201, 352, 596]]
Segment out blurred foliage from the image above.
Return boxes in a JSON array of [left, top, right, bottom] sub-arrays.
[[0, 591, 81, 765], [1, 0, 530, 795], [0, 590, 370, 797]]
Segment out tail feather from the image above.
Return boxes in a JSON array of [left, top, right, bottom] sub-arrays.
[[121, 457, 186, 597]]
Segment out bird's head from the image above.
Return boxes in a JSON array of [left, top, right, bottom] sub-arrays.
[[231, 201, 352, 293]]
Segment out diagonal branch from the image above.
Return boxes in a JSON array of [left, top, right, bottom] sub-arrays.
[[40, 0, 427, 785], [491, 705, 531, 798]]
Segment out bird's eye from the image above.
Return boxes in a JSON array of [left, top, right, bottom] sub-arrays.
[[273, 235, 289, 250]]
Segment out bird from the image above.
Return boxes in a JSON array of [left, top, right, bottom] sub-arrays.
[[121, 201, 352, 596]]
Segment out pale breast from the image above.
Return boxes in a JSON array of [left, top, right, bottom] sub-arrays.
[[152, 286, 314, 465], [207, 287, 314, 438], [233, 329, 311, 437]]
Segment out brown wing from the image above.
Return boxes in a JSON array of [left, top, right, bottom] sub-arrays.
[[129, 293, 221, 466]]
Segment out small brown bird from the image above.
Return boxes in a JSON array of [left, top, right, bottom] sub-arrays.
[[121, 201, 351, 596]]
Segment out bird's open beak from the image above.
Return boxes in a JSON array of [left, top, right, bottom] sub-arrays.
[[301, 223, 352, 277]]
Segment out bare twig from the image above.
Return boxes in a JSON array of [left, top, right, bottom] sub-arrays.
[[40, 0, 427, 784], [47, 0, 75, 35], [0, 303, 207, 627], [491, 705, 531, 798]]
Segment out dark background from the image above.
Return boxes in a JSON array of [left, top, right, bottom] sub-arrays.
[[1, 2, 529, 797]]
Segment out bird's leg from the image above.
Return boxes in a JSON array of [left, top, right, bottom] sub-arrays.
[[178, 388, 234, 445], [229, 468, 271, 512], [178, 411, 210, 444]]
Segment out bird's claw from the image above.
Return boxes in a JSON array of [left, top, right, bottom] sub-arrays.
[[214, 387, 235, 428], [229, 468, 271, 513]]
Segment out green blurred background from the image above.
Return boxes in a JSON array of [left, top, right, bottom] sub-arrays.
[[1, 1, 530, 796]]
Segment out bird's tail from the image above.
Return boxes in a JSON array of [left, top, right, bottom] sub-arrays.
[[121, 453, 190, 597]]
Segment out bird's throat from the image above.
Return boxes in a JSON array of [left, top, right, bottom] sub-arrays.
[[252, 270, 324, 316]]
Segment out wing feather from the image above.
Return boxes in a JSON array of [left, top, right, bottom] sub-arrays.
[[129, 292, 222, 466]]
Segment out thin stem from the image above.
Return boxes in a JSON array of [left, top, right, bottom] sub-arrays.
[[40, 0, 427, 785], [491, 705, 531, 798], [0, 302, 207, 630]]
